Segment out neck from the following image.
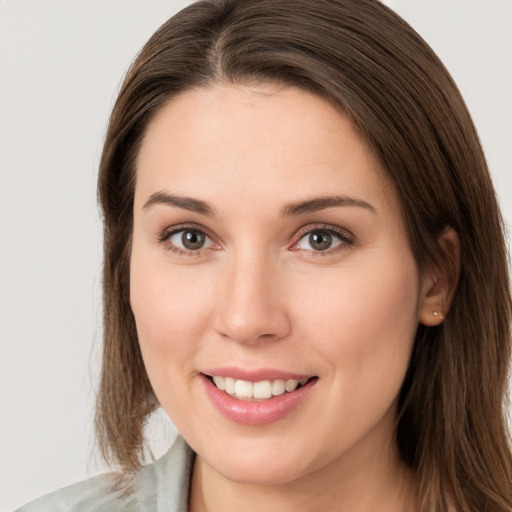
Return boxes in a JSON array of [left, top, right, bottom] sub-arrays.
[[188, 437, 418, 512]]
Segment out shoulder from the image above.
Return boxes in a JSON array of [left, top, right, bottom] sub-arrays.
[[15, 435, 195, 512], [14, 471, 135, 512]]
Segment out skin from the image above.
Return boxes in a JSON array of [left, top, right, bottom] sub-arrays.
[[130, 83, 453, 511]]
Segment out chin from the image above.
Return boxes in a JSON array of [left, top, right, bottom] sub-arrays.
[[215, 453, 311, 487], [194, 432, 321, 486]]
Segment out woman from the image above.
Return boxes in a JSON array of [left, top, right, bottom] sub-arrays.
[[17, 0, 512, 511]]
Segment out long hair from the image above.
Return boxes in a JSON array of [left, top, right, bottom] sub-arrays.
[[95, 1, 512, 510]]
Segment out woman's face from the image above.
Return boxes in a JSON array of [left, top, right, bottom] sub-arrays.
[[131, 84, 430, 485]]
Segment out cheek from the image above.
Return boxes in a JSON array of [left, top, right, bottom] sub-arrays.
[[282, 252, 420, 461], [296, 251, 420, 393], [130, 258, 221, 429], [129, 250, 216, 391], [131, 234, 213, 331]]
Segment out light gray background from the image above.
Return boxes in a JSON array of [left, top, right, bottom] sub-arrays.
[[1, 1, 511, 510]]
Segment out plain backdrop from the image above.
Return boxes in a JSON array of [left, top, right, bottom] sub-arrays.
[[1, 1, 511, 510]]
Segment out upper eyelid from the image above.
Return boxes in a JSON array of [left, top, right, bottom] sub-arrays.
[[294, 223, 355, 241], [160, 223, 216, 241]]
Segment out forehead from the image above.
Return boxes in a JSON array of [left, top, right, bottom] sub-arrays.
[[134, 83, 397, 216]]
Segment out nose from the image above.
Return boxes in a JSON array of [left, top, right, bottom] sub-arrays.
[[213, 253, 291, 345]]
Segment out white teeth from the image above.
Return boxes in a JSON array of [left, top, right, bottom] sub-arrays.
[[271, 379, 286, 396], [211, 376, 310, 400], [225, 377, 236, 394], [235, 379, 253, 398], [253, 380, 272, 399], [285, 379, 299, 392], [212, 376, 225, 390]]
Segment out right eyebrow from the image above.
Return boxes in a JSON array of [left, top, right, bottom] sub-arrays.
[[142, 192, 216, 217]]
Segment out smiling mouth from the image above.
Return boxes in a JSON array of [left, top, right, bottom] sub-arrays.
[[204, 375, 317, 401]]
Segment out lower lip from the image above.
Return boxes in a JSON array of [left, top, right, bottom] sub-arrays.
[[201, 375, 317, 426]]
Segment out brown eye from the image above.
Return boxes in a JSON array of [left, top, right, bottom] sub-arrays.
[[295, 226, 353, 254], [298, 230, 341, 251], [167, 228, 214, 252], [308, 231, 333, 251], [181, 230, 206, 250]]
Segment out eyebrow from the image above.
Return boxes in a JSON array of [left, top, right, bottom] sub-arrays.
[[281, 195, 376, 216], [143, 192, 215, 216], [142, 192, 376, 217]]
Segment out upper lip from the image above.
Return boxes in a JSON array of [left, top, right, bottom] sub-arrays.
[[201, 367, 313, 382]]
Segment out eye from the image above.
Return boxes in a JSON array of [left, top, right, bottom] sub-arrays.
[[163, 227, 216, 254], [297, 230, 342, 251], [293, 226, 354, 254]]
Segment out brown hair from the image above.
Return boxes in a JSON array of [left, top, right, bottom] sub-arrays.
[[95, 0, 512, 510]]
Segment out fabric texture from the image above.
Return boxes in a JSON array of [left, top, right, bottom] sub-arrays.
[[15, 435, 195, 512]]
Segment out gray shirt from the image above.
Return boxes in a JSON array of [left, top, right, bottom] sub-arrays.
[[15, 436, 194, 512]]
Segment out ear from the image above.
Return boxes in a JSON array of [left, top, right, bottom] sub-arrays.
[[418, 226, 460, 327]]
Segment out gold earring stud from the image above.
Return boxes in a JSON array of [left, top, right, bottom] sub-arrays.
[[433, 311, 439, 317]]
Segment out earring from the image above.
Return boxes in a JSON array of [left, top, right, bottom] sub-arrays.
[[433, 311, 439, 317], [433, 311, 444, 321]]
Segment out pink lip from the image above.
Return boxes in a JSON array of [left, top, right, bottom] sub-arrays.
[[202, 366, 310, 382], [200, 373, 317, 426]]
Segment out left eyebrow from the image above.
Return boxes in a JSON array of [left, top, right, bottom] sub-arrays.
[[281, 195, 376, 216]]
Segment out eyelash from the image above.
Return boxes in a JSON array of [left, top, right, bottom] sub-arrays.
[[158, 223, 218, 258], [158, 223, 355, 258], [292, 223, 355, 256]]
